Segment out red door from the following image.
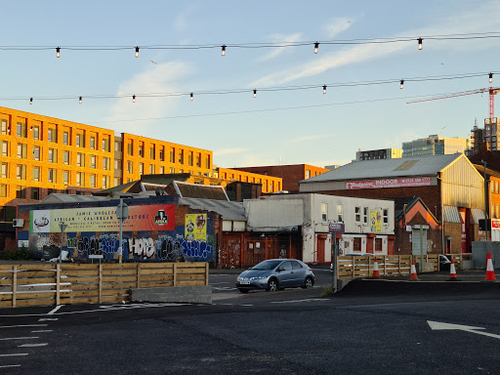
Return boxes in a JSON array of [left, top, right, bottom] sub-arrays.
[[316, 235, 326, 263]]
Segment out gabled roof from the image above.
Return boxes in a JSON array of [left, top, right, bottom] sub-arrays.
[[94, 174, 191, 196], [179, 197, 246, 221], [172, 181, 229, 201], [37, 193, 109, 204], [301, 154, 463, 183]]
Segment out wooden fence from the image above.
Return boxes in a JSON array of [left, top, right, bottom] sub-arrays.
[[0, 262, 208, 308], [337, 253, 472, 279]]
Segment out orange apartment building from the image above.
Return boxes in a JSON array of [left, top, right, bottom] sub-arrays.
[[233, 164, 329, 192], [0, 106, 283, 248]]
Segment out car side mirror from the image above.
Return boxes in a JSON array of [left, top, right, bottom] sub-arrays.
[[277, 266, 284, 272]]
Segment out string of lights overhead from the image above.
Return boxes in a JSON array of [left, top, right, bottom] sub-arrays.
[[3, 71, 497, 106], [1, 32, 500, 57]]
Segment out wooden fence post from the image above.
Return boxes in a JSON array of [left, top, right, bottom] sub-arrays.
[[205, 263, 209, 286], [12, 265, 17, 308], [173, 263, 178, 287], [56, 264, 61, 306], [383, 256, 387, 276], [98, 264, 102, 304], [137, 263, 141, 289]]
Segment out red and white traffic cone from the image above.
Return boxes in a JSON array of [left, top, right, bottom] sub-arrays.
[[485, 252, 497, 281], [372, 257, 380, 279], [409, 259, 420, 281], [449, 259, 458, 281]]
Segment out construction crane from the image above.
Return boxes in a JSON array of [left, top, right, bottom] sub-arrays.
[[407, 87, 500, 118]]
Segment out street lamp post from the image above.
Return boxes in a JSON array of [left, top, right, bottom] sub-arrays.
[[116, 199, 129, 264]]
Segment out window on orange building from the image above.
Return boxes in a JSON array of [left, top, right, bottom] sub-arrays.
[[90, 155, 96, 169], [0, 184, 7, 197], [47, 128, 56, 143], [63, 171, 69, 185], [48, 168, 56, 183], [17, 122, 27, 138], [15, 186, 26, 199], [139, 163, 144, 175], [32, 167, 40, 182], [33, 146, 40, 161], [33, 126, 40, 140], [16, 165, 26, 180], [1, 162, 7, 178], [90, 174, 96, 187], [1, 119, 7, 135], [63, 151, 70, 165], [90, 136, 96, 150], [17, 144, 27, 159]]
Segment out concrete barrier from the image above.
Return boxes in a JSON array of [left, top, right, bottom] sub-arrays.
[[471, 242, 500, 269], [130, 285, 212, 304]]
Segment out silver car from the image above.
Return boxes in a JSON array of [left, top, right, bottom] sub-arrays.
[[235, 259, 315, 294]]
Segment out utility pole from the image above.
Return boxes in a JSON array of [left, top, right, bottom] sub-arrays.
[[482, 160, 489, 240]]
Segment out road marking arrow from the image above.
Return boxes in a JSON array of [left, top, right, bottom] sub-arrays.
[[428, 320, 500, 340]]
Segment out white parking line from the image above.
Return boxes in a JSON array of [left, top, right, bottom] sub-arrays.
[[0, 337, 39, 341], [0, 353, 29, 357], [47, 305, 63, 315], [31, 330, 53, 333], [18, 343, 48, 348], [0, 364, 21, 369], [271, 298, 330, 304], [0, 324, 47, 329], [38, 318, 58, 322]]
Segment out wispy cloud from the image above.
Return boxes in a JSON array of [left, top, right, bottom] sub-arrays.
[[104, 61, 194, 134], [251, 1, 500, 87], [257, 33, 303, 62], [323, 17, 354, 38], [286, 134, 330, 144]]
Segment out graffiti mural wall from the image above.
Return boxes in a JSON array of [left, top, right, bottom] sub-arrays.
[[17, 196, 217, 263]]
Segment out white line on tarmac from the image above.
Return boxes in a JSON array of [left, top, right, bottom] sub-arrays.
[[47, 305, 63, 315], [0, 364, 21, 369], [38, 318, 58, 322], [31, 330, 53, 333], [0, 337, 39, 341], [0, 324, 47, 329], [18, 343, 48, 348], [0, 353, 29, 357], [271, 299, 330, 304]]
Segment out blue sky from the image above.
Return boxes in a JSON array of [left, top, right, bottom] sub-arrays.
[[1, 1, 499, 169]]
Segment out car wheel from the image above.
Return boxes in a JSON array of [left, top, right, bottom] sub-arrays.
[[302, 277, 314, 289], [267, 278, 279, 292], [238, 288, 249, 294]]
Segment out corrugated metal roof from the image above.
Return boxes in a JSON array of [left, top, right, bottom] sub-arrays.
[[38, 193, 109, 204], [301, 154, 463, 183], [470, 208, 486, 224], [443, 206, 461, 223], [179, 197, 246, 221]]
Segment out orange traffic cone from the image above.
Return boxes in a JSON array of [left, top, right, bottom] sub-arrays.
[[485, 252, 497, 281], [449, 259, 458, 281], [372, 257, 380, 279], [409, 259, 420, 281]]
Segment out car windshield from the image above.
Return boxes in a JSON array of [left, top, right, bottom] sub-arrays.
[[251, 260, 282, 270]]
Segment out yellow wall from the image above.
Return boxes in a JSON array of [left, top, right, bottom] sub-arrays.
[[0, 106, 114, 206], [120, 133, 213, 184], [216, 167, 282, 193]]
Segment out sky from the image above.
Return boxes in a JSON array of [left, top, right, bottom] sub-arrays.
[[1, 1, 500, 169]]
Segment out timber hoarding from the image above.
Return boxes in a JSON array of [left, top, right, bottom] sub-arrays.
[[17, 196, 216, 263]]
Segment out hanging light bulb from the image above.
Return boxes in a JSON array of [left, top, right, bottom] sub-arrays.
[[29, 97, 33, 105], [135, 46, 140, 58], [253, 89, 257, 98], [56, 47, 61, 58], [418, 38, 423, 50], [79, 96, 83, 104], [489, 73, 493, 84], [400, 80, 404, 89], [221, 45, 226, 56], [132, 95, 136, 103], [314, 42, 319, 54], [190, 92, 194, 101], [323, 85, 327, 94]]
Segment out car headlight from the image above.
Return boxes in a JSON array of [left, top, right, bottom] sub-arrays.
[[250, 276, 266, 280]]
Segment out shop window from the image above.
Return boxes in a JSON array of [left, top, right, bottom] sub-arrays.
[[321, 203, 328, 222], [355, 207, 361, 223], [383, 209, 389, 224], [337, 205, 344, 222], [353, 237, 361, 251]]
